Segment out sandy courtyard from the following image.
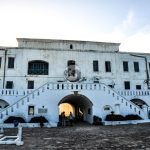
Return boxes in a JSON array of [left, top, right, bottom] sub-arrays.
[[1, 123, 150, 150]]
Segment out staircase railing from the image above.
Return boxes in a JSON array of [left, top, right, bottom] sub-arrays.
[[0, 81, 52, 121], [0, 81, 147, 122], [100, 82, 145, 118]]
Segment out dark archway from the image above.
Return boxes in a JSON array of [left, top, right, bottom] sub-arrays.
[[58, 94, 93, 123], [0, 99, 9, 110], [130, 98, 148, 108]]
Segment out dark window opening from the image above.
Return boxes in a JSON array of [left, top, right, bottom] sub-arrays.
[[93, 60, 99, 72], [105, 61, 111, 72], [28, 60, 49, 75], [134, 62, 139, 72], [108, 85, 113, 88], [6, 81, 13, 89], [88, 108, 91, 115], [28, 81, 34, 89], [124, 81, 130, 90], [28, 106, 34, 115], [136, 85, 141, 90], [70, 44, 73, 49], [123, 61, 129, 72], [8, 57, 14, 68], [104, 106, 110, 111]]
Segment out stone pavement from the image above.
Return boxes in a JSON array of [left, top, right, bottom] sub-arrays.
[[1, 123, 150, 150]]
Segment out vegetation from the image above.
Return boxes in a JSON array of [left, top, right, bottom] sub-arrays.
[[29, 116, 48, 123], [105, 114, 125, 121], [105, 113, 142, 121], [4, 116, 26, 123], [93, 115, 103, 125], [125, 114, 142, 120]]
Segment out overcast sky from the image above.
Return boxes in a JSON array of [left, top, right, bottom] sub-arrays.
[[0, 0, 150, 53]]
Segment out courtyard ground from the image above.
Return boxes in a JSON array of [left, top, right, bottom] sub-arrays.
[[1, 123, 150, 150]]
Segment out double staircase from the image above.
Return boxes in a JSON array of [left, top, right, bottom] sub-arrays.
[[0, 81, 148, 123]]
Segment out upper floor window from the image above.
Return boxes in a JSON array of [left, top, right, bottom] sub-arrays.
[[124, 81, 130, 90], [28, 80, 34, 89], [6, 81, 13, 89], [93, 60, 99, 72], [0, 57, 1, 68], [134, 62, 139, 72], [70, 44, 73, 49], [8, 57, 15, 68], [28, 60, 49, 75], [136, 85, 141, 90], [123, 61, 129, 72], [105, 61, 111, 72]]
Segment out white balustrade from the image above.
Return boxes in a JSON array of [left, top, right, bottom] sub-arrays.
[[0, 81, 147, 123]]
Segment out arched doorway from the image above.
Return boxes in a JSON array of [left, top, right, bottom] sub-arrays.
[[131, 98, 149, 118], [130, 98, 148, 108], [0, 99, 9, 111], [58, 93, 93, 124]]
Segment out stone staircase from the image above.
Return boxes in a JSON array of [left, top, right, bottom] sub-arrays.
[[0, 82, 147, 123]]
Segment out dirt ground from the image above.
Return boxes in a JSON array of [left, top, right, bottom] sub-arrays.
[[1, 123, 150, 150]]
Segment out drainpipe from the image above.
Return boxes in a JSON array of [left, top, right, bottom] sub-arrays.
[[0, 49, 7, 88], [130, 54, 150, 89]]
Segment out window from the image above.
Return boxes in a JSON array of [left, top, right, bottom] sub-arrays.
[[93, 60, 99, 72], [88, 108, 91, 115], [108, 85, 113, 88], [105, 61, 111, 72], [123, 61, 128, 72], [136, 85, 141, 90], [149, 63, 150, 71], [28, 81, 34, 89], [0, 57, 1, 68], [134, 62, 139, 72], [28, 60, 49, 75], [28, 106, 34, 115], [8, 57, 14, 68], [124, 81, 130, 90], [6, 81, 13, 89], [70, 44, 73, 49], [104, 105, 111, 111]]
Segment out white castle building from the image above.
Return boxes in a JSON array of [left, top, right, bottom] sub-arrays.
[[0, 38, 150, 126]]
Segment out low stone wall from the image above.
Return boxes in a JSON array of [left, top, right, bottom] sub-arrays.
[[104, 119, 150, 125], [0, 123, 56, 128]]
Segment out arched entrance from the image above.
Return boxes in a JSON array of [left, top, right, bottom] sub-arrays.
[[0, 99, 9, 111], [58, 93, 93, 124], [130, 98, 148, 108]]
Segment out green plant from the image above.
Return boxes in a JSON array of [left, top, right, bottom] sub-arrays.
[[125, 114, 142, 120], [93, 115, 103, 125], [29, 116, 48, 123], [105, 114, 125, 121], [4, 116, 26, 123]]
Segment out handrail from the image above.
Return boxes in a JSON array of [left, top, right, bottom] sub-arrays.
[[117, 90, 150, 96], [99, 82, 145, 113], [0, 81, 146, 119], [0, 82, 98, 114], [0, 81, 51, 114]]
